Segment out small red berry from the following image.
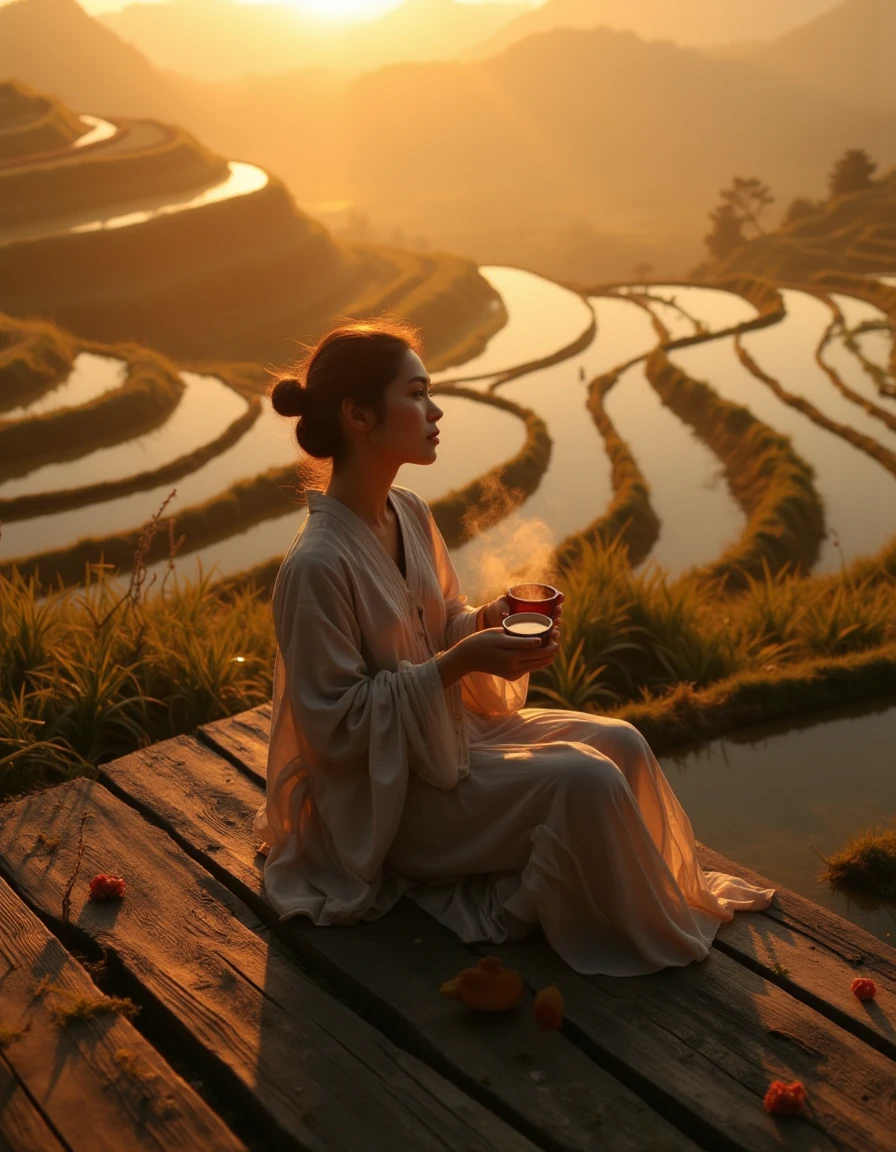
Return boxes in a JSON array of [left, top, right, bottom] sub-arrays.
[[851, 977, 876, 1001], [533, 985, 564, 1031], [763, 1080, 806, 1115], [88, 873, 127, 900]]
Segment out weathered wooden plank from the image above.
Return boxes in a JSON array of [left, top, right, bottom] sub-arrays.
[[195, 713, 896, 1150], [700, 843, 896, 987], [199, 705, 270, 781], [0, 874, 245, 1152], [102, 735, 702, 1152], [0, 1059, 69, 1152], [202, 705, 896, 1055], [487, 933, 896, 1152], [0, 779, 552, 1152]]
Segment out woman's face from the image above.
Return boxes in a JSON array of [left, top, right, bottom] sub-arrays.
[[367, 348, 444, 466]]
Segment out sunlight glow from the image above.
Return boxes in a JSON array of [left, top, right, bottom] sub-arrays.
[[285, 0, 402, 22]]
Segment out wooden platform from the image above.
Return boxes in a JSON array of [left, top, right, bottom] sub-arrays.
[[1, 703, 894, 1151]]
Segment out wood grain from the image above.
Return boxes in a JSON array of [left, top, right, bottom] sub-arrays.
[[101, 734, 700, 1152], [0, 778, 551, 1152], [0, 874, 245, 1152], [203, 705, 896, 1054]]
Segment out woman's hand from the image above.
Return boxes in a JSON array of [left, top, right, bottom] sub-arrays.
[[457, 628, 559, 682], [480, 596, 510, 629], [480, 597, 563, 637]]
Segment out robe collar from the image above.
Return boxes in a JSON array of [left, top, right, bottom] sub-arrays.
[[305, 487, 416, 597]]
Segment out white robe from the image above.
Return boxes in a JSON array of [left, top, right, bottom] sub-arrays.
[[254, 485, 774, 976]]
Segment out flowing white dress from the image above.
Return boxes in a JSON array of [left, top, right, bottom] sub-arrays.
[[254, 485, 774, 976]]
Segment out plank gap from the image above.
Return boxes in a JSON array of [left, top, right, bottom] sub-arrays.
[[98, 761, 698, 1152], [711, 937, 896, 1064], [0, 862, 287, 1152]]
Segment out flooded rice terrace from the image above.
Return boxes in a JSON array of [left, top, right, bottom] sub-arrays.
[[4, 262, 896, 942], [663, 697, 896, 946]]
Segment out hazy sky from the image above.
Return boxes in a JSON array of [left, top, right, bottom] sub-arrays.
[[70, 0, 544, 17]]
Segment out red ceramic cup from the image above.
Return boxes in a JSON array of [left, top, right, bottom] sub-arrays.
[[506, 583, 564, 620], [502, 612, 554, 649]]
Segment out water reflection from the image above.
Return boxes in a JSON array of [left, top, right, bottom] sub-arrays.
[[671, 337, 896, 571], [431, 267, 593, 386], [73, 115, 118, 149], [645, 284, 757, 331], [604, 362, 744, 574], [2, 378, 264, 562], [663, 698, 896, 945], [0, 373, 247, 502], [451, 295, 652, 600], [1, 352, 125, 420], [760, 289, 896, 451], [143, 395, 525, 582], [4, 162, 269, 244]]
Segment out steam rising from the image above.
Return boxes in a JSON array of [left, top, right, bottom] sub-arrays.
[[458, 476, 558, 602]]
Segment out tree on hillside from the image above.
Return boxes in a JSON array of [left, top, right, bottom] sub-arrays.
[[720, 176, 775, 237], [704, 202, 746, 261], [828, 149, 877, 198], [782, 197, 820, 228]]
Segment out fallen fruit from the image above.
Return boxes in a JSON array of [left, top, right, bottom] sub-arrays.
[[439, 956, 525, 1012], [88, 874, 126, 900], [851, 977, 876, 1001], [763, 1080, 806, 1115], [533, 985, 564, 1030]]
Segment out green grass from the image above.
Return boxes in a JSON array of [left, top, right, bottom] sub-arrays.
[[0, 346, 185, 477], [0, 312, 77, 411], [4, 519, 894, 801], [553, 366, 660, 571], [822, 824, 896, 898], [645, 348, 826, 585]]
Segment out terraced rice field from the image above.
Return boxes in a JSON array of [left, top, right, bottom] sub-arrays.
[[0, 350, 125, 420], [5, 265, 895, 590], [3, 259, 896, 948], [6, 160, 269, 244]]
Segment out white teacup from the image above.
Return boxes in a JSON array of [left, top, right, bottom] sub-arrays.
[[501, 611, 554, 648]]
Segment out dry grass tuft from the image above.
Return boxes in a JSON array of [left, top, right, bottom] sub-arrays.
[[823, 824, 896, 897]]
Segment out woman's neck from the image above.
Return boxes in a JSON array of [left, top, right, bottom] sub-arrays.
[[325, 459, 399, 529]]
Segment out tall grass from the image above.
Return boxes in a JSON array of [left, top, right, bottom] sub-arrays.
[[528, 537, 896, 712], [2, 524, 895, 799], [0, 561, 273, 800]]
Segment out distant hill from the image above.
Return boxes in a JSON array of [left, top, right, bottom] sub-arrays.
[[466, 0, 842, 58], [722, 0, 895, 117], [279, 25, 893, 279], [102, 0, 528, 82], [3, 2, 895, 282], [0, 77, 501, 368], [0, 78, 86, 158], [0, 0, 192, 119], [703, 165, 896, 282]]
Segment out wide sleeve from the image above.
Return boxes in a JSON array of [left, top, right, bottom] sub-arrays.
[[273, 555, 462, 876], [422, 501, 529, 717]]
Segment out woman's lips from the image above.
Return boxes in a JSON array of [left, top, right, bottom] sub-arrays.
[[427, 429, 440, 442]]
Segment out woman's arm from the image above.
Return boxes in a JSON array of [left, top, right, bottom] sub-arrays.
[[274, 555, 463, 791]]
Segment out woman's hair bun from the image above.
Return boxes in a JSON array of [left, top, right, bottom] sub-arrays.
[[271, 376, 306, 417]]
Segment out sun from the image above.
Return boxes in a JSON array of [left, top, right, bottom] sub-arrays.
[[286, 0, 403, 22]]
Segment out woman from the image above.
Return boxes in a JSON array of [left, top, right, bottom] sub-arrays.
[[254, 319, 774, 977]]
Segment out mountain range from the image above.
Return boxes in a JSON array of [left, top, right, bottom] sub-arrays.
[[0, 0, 892, 280], [466, 0, 843, 58], [101, 0, 529, 82]]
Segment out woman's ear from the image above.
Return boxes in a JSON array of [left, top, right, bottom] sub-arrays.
[[340, 396, 376, 433]]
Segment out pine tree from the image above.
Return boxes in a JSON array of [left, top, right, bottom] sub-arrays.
[[705, 202, 745, 261], [719, 176, 775, 237], [828, 149, 877, 198], [782, 197, 818, 228]]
